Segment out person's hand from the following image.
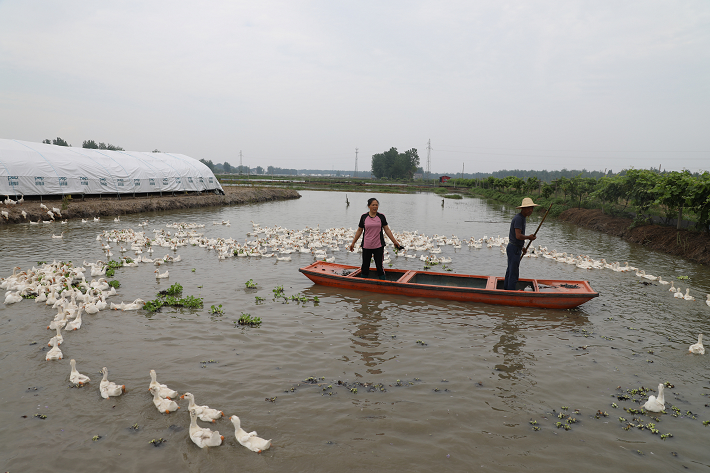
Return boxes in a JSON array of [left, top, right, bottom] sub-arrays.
[[521, 247, 527, 256], [349, 243, 355, 252], [528, 235, 537, 241]]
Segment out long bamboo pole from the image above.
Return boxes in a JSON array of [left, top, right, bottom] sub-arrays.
[[520, 203, 553, 261]]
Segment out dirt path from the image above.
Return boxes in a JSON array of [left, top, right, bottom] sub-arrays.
[[558, 208, 710, 265], [0, 187, 300, 224]]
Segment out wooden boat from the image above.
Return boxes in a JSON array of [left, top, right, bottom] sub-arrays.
[[299, 262, 599, 309]]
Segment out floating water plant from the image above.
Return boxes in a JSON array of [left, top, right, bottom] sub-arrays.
[[255, 296, 265, 304], [108, 280, 120, 289], [245, 279, 257, 288], [237, 313, 261, 326], [210, 304, 224, 315]]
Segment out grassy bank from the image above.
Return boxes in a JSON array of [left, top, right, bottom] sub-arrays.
[[456, 187, 710, 265], [0, 187, 300, 225]]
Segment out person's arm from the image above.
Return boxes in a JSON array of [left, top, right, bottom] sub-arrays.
[[514, 228, 536, 255], [349, 228, 363, 251], [514, 228, 536, 242], [383, 225, 400, 248]]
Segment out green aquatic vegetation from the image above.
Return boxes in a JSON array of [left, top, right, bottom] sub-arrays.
[[105, 268, 115, 278], [144, 299, 164, 312], [245, 279, 257, 288], [272, 285, 285, 298], [22, 294, 37, 299], [676, 275, 689, 280], [237, 313, 261, 326], [210, 304, 224, 315], [191, 268, 196, 272], [163, 283, 183, 296], [255, 296, 265, 304], [37, 261, 47, 265], [108, 280, 120, 289], [92, 435, 101, 441], [312, 296, 320, 303]]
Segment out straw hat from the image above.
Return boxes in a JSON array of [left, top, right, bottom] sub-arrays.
[[516, 197, 540, 208]]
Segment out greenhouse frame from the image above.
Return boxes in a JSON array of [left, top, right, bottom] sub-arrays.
[[0, 139, 224, 197]]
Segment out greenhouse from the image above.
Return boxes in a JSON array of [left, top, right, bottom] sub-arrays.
[[0, 138, 223, 197]]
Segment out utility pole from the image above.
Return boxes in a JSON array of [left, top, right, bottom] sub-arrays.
[[354, 148, 358, 178], [426, 139, 431, 179], [239, 150, 243, 175], [461, 162, 465, 179]]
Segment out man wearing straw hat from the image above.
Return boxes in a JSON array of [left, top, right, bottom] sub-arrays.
[[503, 197, 539, 290]]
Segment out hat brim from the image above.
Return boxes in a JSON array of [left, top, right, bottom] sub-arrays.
[[516, 204, 540, 208]]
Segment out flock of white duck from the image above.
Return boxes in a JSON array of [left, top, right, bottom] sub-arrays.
[[3, 215, 707, 435], [1, 259, 271, 452]]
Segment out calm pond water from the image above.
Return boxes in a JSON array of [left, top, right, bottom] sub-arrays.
[[1, 190, 709, 473]]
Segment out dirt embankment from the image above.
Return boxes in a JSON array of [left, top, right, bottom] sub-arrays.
[[558, 208, 710, 265], [0, 187, 301, 225]]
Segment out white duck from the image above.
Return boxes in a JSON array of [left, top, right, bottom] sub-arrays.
[[4, 291, 22, 304], [230, 415, 271, 453], [181, 392, 223, 422], [683, 288, 695, 301], [642, 383, 665, 412], [46, 338, 63, 361], [689, 334, 704, 355], [669, 281, 677, 293], [674, 288, 684, 299], [149, 369, 178, 399], [149, 386, 180, 413], [707, 294, 710, 307], [48, 310, 69, 330], [85, 298, 99, 314], [189, 409, 224, 448], [48, 326, 63, 346], [65, 306, 83, 331], [657, 276, 670, 285], [121, 299, 145, 311], [154, 269, 169, 279], [69, 359, 91, 385], [99, 367, 125, 399]]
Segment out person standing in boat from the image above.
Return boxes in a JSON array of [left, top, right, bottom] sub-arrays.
[[503, 197, 539, 290], [349, 197, 403, 280]]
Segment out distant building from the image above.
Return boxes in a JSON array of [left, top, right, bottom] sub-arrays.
[[439, 175, 451, 183], [413, 173, 423, 180]]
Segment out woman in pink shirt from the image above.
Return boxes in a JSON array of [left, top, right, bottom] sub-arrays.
[[349, 197, 402, 280]]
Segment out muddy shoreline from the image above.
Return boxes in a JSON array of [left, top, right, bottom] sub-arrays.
[[0, 187, 300, 224], [558, 208, 710, 265]]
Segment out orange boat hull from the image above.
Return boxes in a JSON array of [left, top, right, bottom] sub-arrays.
[[299, 262, 599, 309]]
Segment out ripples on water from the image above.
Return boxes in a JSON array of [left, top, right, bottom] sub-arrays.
[[1, 191, 709, 472]]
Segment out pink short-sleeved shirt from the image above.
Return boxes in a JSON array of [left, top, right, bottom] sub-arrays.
[[358, 212, 388, 249]]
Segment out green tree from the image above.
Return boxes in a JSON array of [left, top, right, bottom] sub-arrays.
[[371, 147, 419, 179], [255, 166, 264, 175], [685, 172, 710, 232], [152, 149, 161, 153], [82, 140, 99, 149], [42, 139, 51, 144], [223, 162, 233, 173], [654, 171, 692, 228], [625, 169, 660, 222], [200, 159, 215, 171], [97, 142, 124, 151], [52, 137, 70, 147]]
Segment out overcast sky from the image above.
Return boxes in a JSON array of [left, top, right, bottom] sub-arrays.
[[1, 1, 708, 174]]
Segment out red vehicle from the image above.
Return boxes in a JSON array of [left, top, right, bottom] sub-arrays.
[[299, 262, 599, 309]]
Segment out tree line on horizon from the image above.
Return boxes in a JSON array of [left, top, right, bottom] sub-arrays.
[[41, 137, 164, 153], [449, 168, 710, 232]]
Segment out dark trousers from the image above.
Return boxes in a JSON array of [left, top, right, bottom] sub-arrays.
[[361, 246, 385, 278], [504, 243, 522, 290]]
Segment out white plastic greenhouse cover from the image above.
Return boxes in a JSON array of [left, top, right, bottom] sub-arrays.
[[0, 139, 224, 196]]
